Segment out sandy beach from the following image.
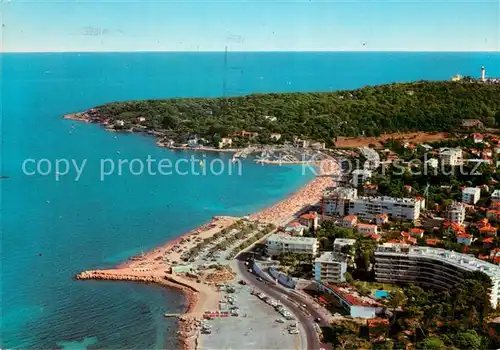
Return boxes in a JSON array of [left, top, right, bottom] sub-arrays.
[[249, 158, 338, 225]]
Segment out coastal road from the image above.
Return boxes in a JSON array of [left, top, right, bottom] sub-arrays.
[[236, 253, 325, 350]]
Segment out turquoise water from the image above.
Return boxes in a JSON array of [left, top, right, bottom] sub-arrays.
[[2, 52, 499, 349], [374, 290, 389, 299]]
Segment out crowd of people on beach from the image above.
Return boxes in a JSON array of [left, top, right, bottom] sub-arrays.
[[250, 159, 338, 225]]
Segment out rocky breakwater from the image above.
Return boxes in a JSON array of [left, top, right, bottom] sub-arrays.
[[74, 270, 199, 314], [75, 270, 162, 283], [75, 270, 202, 350]]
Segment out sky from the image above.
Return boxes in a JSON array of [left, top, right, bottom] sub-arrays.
[[1, 0, 499, 52]]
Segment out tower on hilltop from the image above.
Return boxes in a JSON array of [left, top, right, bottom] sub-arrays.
[[481, 66, 486, 81]]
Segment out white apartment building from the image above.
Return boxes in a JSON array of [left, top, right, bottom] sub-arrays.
[[447, 202, 466, 225], [322, 187, 358, 217], [492, 190, 500, 202], [352, 169, 372, 187], [314, 251, 348, 283], [349, 196, 421, 222], [439, 148, 463, 166], [323, 187, 420, 221], [462, 187, 481, 204], [333, 238, 357, 252], [265, 234, 318, 257], [375, 243, 500, 308]]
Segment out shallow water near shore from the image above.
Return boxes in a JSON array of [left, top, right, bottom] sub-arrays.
[[2, 52, 500, 349]]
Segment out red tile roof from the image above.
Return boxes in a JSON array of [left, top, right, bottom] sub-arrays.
[[483, 237, 494, 244], [426, 238, 441, 246], [300, 211, 318, 220], [410, 228, 424, 235]]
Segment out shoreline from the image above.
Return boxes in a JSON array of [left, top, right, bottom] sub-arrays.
[[73, 162, 336, 348]]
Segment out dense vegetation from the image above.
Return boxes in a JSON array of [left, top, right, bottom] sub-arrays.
[[97, 81, 500, 146], [328, 273, 498, 350]]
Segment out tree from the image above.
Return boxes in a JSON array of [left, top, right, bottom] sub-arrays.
[[388, 290, 407, 323], [451, 331, 482, 350], [419, 336, 446, 350], [344, 272, 353, 283], [338, 334, 372, 349]]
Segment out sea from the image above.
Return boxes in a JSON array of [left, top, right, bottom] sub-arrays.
[[2, 52, 500, 349]]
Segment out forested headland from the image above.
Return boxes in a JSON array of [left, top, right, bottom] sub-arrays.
[[94, 81, 500, 146]]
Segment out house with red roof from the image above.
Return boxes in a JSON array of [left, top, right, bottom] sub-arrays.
[[357, 223, 378, 235], [299, 211, 319, 230], [472, 133, 484, 143], [483, 237, 495, 248], [314, 282, 382, 318], [364, 232, 381, 241], [444, 221, 466, 235], [363, 184, 378, 195], [284, 221, 307, 236], [479, 225, 498, 237], [426, 238, 442, 246], [342, 215, 358, 228], [409, 228, 425, 239], [457, 233, 474, 246]]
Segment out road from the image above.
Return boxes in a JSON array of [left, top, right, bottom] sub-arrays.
[[236, 252, 328, 350]]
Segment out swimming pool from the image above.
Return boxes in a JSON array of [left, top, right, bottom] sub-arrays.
[[374, 290, 389, 299]]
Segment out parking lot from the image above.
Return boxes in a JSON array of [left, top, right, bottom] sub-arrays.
[[200, 283, 306, 350]]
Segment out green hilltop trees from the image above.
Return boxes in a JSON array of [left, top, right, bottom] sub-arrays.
[[96, 81, 500, 146]]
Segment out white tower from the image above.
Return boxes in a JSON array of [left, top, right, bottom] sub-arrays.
[[481, 66, 486, 81]]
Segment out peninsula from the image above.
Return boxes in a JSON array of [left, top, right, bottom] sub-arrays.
[[65, 81, 500, 151]]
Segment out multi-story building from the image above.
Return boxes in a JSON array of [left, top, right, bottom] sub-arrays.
[[349, 196, 421, 222], [323, 187, 420, 222], [313, 251, 348, 283], [265, 234, 318, 257], [322, 187, 358, 217], [447, 202, 466, 225], [352, 169, 372, 187], [462, 187, 481, 204], [375, 243, 500, 308], [439, 148, 463, 166]]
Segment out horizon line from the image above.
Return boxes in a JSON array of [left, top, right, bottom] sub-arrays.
[[2, 49, 500, 54]]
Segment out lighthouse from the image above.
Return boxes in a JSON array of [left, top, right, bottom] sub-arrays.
[[481, 66, 486, 81]]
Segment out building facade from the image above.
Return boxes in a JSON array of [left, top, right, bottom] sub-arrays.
[[265, 234, 318, 256], [375, 243, 500, 308], [349, 196, 421, 222], [447, 202, 466, 225], [322, 187, 358, 217], [462, 187, 481, 204], [440, 148, 463, 166], [323, 187, 420, 222], [313, 252, 348, 283]]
